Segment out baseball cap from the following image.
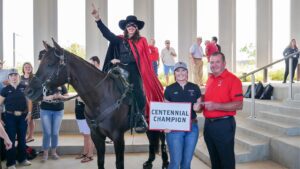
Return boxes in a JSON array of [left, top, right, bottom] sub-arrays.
[[174, 62, 188, 72], [8, 68, 19, 75]]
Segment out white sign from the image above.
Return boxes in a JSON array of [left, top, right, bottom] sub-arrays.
[[149, 102, 191, 131]]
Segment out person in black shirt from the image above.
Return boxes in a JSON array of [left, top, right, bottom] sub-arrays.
[[20, 62, 40, 143], [164, 62, 202, 169], [40, 85, 68, 162], [0, 69, 32, 169]]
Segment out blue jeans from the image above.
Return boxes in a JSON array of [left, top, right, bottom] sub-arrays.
[[166, 123, 199, 169], [40, 109, 64, 150], [152, 61, 158, 76], [3, 113, 28, 167], [163, 65, 175, 75]]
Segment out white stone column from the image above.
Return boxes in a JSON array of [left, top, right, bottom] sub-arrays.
[[256, 0, 272, 68], [33, 0, 58, 71], [0, 0, 3, 61], [291, 0, 300, 41], [178, 0, 197, 73], [219, 0, 236, 72], [134, 0, 154, 40], [86, 0, 107, 67], [291, 0, 300, 81]]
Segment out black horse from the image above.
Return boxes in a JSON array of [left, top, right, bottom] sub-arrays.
[[26, 39, 133, 169]]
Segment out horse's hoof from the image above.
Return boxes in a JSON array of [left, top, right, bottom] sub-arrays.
[[143, 161, 153, 169], [162, 161, 169, 169]]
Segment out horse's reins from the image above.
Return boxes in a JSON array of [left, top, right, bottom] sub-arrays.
[[39, 48, 131, 114]]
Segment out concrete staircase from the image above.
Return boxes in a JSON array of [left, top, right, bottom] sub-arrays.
[[194, 83, 300, 169]]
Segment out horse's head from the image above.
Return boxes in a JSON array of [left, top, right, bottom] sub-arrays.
[[26, 39, 69, 101]]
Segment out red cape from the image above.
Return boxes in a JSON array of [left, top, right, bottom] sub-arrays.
[[126, 37, 164, 119]]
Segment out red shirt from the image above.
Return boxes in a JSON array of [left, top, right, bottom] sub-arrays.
[[205, 42, 219, 62], [149, 45, 159, 62], [203, 69, 243, 118]]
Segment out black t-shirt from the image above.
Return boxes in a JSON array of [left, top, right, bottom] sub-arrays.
[[1, 84, 28, 112], [40, 85, 68, 111], [20, 75, 31, 86], [75, 99, 85, 120], [164, 82, 201, 119]]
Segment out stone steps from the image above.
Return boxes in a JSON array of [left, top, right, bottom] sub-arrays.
[[258, 110, 300, 125], [195, 136, 252, 166], [270, 136, 300, 169], [250, 118, 300, 136]]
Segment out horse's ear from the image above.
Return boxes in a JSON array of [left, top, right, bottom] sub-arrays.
[[52, 38, 62, 50], [43, 41, 52, 51]]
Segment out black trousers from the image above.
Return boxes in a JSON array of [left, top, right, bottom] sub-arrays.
[[204, 117, 236, 169], [122, 63, 146, 113], [284, 58, 299, 82]]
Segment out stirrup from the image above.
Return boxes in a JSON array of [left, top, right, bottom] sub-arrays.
[[135, 114, 148, 133]]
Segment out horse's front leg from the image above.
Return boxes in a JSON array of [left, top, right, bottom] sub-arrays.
[[113, 133, 125, 169], [91, 129, 106, 169], [160, 132, 169, 169]]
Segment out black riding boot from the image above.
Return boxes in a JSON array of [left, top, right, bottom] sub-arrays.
[[143, 144, 156, 169], [134, 112, 148, 133], [161, 144, 169, 169]]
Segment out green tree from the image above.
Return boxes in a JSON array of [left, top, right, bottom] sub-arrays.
[[239, 43, 256, 65], [65, 43, 86, 92], [65, 43, 86, 59]]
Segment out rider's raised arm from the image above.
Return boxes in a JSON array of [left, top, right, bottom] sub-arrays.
[[91, 4, 120, 43]]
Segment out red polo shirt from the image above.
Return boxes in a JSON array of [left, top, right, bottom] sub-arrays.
[[203, 69, 243, 118], [149, 45, 159, 62], [205, 42, 219, 62]]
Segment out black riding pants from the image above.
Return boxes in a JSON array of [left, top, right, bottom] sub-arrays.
[[123, 63, 146, 114]]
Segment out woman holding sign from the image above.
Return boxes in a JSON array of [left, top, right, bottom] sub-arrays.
[[164, 62, 202, 169]]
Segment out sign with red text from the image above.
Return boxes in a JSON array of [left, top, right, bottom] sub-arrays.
[[149, 102, 191, 131]]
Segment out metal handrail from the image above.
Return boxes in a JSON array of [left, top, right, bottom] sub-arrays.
[[239, 51, 300, 79], [240, 51, 300, 118]]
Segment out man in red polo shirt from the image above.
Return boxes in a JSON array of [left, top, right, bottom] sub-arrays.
[[203, 52, 243, 169]]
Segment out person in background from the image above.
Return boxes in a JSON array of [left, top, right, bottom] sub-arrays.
[[74, 97, 94, 163], [203, 52, 243, 169], [20, 62, 40, 143], [0, 69, 32, 169], [283, 39, 299, 83], [205, 39, 219, 74], [40, 85, 68, 162], [149, 38, 160, 76], [89, 56, 101, 70], [190, 37, 205, 86], [212, 36, 221, 52], [161, 40, 177, 85], [164, 62, 202, 169]]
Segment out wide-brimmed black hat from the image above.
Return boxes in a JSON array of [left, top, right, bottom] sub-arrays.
[[119, 15, 144, 30]]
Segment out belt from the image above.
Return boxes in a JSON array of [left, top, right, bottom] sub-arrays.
[[191, 119, 198, 123], [206, 116, 232, 122], [193, 58, 202, 60], [6, 111, 26, 116]]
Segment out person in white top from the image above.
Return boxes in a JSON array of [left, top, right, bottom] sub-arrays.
[[161, 40, 177, 85], [190, 37, 205, 86]]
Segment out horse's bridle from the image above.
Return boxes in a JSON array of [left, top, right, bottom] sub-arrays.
[[32, 49, 75, 103]]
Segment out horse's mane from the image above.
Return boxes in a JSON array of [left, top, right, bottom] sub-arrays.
[[63, 49, 105, 76]]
